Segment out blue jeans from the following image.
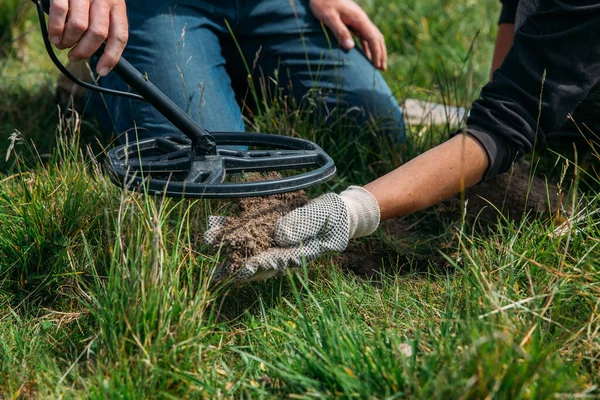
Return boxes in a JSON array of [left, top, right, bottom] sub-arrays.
[[96, 0, 405, 143]]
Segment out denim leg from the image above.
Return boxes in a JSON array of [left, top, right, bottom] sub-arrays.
[[98, 0, 244, 142], [229, 0, 405, 142]]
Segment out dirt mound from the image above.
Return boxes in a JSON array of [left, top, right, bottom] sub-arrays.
[[209, 173, 308, 274], [440, 160, 562, 223]]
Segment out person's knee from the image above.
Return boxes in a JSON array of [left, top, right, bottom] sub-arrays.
[[305, 53, 406, 141], [315, 86, 405, 143]]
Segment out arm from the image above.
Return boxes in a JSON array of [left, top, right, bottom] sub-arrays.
[[365, 134, 488, 220], [490, 23, 515, 79], [372, 0, 600, 214], [209, 135, 489, 282], [490, 0, 517, 78]]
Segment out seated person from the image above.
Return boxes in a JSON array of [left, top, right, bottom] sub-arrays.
[[48, 0, 405, 142]]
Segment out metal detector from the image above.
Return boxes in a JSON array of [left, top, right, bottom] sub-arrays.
[[33, 0, 336, 198]]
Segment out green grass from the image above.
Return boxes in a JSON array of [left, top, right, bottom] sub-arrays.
[[1, 0, 599, 398]]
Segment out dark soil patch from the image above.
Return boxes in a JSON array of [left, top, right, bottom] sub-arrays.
[[208, 173, 308, 274], [439, 160, 562, 224], [337, 218, 414, 277], [337, 248, 398, 277], [381, 217, 414, 237]]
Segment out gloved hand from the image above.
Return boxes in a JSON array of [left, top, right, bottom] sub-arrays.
[[205, 186, 380, 283]]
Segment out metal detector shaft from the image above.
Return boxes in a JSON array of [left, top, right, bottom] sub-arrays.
[[34, 0, 216, 156], [109, 54, 216, 155]]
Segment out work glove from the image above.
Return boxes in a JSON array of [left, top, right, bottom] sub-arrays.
[[205, 186, 380, 283]]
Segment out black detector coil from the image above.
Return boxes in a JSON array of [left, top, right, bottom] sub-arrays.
[[105, 133, 335, 198]]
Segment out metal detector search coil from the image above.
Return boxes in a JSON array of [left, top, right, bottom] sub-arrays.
[[105, 133, 335, 198], [34, 0, 336, 199]]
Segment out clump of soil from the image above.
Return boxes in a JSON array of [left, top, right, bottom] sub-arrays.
[[439, 160, 562, 224], [209, 172, 309, 273]]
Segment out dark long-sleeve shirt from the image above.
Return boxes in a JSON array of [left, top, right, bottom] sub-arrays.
[[463, 0, 600, 178]]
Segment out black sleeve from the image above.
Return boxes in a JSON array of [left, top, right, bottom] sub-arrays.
[[464, 0, 600, 178], [499, 0, 519, 24]]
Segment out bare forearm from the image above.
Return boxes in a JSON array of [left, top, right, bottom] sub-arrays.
[[490, 23, 515, 79], [364, 134, 489, 220]]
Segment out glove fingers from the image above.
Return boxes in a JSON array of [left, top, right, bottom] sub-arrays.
[[208, 215, 228, 229], [274, 193, 347, 247], [232, 239, 322, 283], [204, 216, 228, 246]]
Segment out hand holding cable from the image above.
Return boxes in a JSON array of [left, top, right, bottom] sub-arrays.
[[48, 0, 128, 76]]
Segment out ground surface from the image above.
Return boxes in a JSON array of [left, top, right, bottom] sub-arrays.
[[1, 0, 599, 398]]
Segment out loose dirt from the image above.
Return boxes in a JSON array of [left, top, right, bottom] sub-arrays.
[[439, 160, 562, 224], [209, 172, 308, 273]]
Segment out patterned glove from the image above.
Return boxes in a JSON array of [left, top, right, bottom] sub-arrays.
[[205, 186, 380, 283]]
